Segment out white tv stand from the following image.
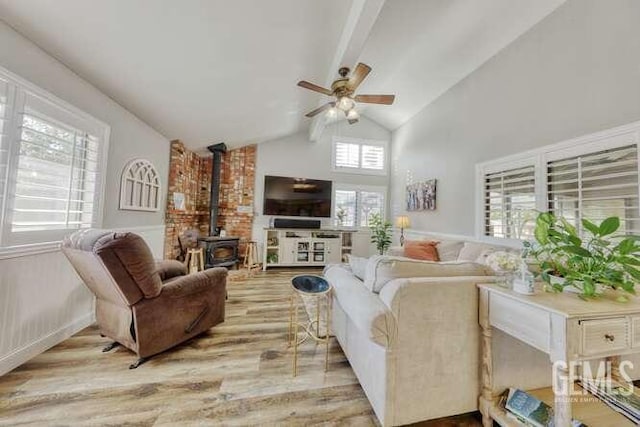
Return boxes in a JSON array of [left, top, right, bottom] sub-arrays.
[[262, 228, 356, 270]]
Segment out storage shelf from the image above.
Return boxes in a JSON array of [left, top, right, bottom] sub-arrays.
[[487, 387, 633, 427]]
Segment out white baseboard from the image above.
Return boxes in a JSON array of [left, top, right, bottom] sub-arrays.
[[0, 312, 94, 376]]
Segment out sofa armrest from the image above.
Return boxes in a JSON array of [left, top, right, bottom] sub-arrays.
[[160, 267, 227, 298], [155, 260, 188, 281]]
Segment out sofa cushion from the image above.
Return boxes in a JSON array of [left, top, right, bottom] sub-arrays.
[[436, 240, 464, 262], [363, 255, 492, 293], [457, 242, 496, 262], [324, 264, 396, 348], [403, 240, 439, 261]]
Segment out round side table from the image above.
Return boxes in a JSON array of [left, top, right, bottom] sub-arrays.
[[288, 275, 332, 377]]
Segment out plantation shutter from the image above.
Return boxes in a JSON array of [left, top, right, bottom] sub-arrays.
[[8, 91, 100, 236], [335, 142, 360, 168], [359, 190, 385, 226], [484, 165, 536, 239], [547, 145, 639, 235], [0, 78, 10, 223], [361, 144, 385, 170]]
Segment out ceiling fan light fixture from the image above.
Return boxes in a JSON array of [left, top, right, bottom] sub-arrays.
[[337, 96, 355, 111], [326, 107, 337, 118], [346, 108, 359, 120]]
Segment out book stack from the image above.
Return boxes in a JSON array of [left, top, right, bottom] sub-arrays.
[[503, 388, 587, 427], [579, 380, 640, 423]]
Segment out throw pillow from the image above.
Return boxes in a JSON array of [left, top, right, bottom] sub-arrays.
[[435, 240, 464, 261], [363, 255, 492, 293], [347, 254, 368, 281], [403, 240, 440, 261], [457, 242, 495, 262]]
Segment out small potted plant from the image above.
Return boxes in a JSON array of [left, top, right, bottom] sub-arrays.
[[369, 213, 392, 255], [527, 212, 640, 300]]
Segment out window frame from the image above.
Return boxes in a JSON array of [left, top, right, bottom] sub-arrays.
[[332, 183, 387, 228], [0, 66, 110, 253], [476, 121, 640, 244], [331, 136, 388, 176]]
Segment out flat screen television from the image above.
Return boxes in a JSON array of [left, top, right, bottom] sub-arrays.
[[263, 175, 332, 217]]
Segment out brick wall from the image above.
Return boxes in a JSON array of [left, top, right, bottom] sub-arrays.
[[164, 140, 211, 259], [164, 140, 256, 260], [218, 145, 256, 256]]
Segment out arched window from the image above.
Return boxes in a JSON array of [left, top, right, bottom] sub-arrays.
[[120, 159, 161, 211]]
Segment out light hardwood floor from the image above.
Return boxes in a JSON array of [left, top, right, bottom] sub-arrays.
[[0, 268, 481, 426]]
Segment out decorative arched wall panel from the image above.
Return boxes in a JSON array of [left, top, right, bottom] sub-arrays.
[[120, 158, 161, 211]]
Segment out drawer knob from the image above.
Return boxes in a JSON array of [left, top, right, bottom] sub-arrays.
[[604, 333, 615, 342]]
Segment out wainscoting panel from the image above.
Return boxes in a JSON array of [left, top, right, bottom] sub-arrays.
[[0, 224, 165, 376]]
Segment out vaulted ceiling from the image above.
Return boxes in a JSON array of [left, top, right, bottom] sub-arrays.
[[0, 0, 565, 149]]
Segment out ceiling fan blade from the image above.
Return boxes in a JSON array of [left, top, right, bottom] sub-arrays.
[[305, 102, 335, 118], [354, 94, 395, 105], [297, 80, 333, 96], [347, 118, 359, 125], [347, 63, 371, 90]]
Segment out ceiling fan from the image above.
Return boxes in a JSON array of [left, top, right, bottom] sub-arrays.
[[297, 63, 395, 125]]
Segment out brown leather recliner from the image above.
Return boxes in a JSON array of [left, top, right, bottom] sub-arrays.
[[62, 229, 226, 368]]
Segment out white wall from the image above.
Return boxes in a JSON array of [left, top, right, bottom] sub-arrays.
[[253, 116, 391, 245], [390, 0, 640, 237], [0, 21, 170, 374]]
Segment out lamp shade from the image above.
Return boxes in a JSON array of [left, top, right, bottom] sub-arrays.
[[395, 215, 410, 228]]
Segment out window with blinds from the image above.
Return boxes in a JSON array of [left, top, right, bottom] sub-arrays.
[[334, 186, 386, 228], [0, 78, 10, 226], [0, 69, 108, 248], [333, 137, 387, 174], [13, 111, 99, 233], [548, 145, 639, 235], [484, 165, 536, 239]]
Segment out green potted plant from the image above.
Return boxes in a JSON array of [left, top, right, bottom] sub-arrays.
[[369, 213, 392, 255], [526, 212, 640, 300]]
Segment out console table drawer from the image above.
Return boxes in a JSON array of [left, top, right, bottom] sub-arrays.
[[581, 318, 629, 356]]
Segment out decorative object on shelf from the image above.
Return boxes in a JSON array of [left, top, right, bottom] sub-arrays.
[[172, 192, 186, 211], [485, 251, 522, 288], [120, 158, 161, 211], [395, 215, 410, 246], [512, 264, 536, 295], [369, 213, 392, 255], [406, 179, 436, 211], [266, 252, 278, 264], [527, 212, 640, 300]]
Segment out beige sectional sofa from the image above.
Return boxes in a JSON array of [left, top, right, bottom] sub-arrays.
[[323, 237, 514, 426]]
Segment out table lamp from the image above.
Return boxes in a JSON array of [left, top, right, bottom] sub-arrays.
[[395, 215, 410, 247]]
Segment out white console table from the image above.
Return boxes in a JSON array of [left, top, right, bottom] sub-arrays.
[[478, 283, 639, 427], [262, 228, 361, 270]]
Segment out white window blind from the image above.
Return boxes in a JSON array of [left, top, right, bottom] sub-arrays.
[[0, 69, 108, 248], [334, 185, 385, 228], [484, 165, 536, 239], [333, 137, 387, 174], [0, 78, 10, 223], [548, 145, 639, 234], [361, 145, 385, 170], [359, 191, 384, 226], [335, 142, 360, 169], [334, 189, 357, 227]]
